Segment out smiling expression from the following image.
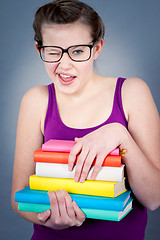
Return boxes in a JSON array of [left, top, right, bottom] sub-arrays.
[[40, 22, 102, 95]]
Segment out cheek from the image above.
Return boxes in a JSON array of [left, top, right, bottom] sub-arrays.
[[44, 63, 58, 76], [79, 59, 94, 76]]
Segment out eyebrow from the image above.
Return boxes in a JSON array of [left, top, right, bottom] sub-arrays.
[[41, 40, 94, 48]]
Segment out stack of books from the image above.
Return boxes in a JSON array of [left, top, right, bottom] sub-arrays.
[[15, 139, 133, 221]]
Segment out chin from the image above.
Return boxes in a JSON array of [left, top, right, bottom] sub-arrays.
[[54, 82, 78, 95]]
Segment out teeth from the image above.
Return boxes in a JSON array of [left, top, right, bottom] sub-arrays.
[[60, 74, 72, 78]]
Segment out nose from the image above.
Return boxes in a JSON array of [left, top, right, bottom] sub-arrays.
[[59, 52, 73, 69]]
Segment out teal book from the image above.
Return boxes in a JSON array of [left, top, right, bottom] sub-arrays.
[[15, 187, 131, 211], [18, 199, 133, 221]]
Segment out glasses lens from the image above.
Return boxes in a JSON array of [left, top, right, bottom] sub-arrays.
[[40, 47, 62, 62], [69, 46, 91, 61]]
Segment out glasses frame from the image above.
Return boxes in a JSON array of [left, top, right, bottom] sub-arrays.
[[37, 40, 97, 63]]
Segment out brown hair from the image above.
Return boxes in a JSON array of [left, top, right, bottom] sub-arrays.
[[33, 0, 105, 46]]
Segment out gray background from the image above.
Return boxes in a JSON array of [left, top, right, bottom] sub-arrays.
[[0, 0, 160, 239]]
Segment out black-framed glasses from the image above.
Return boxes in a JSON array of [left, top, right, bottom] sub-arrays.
[[37, 40, 97, 63]]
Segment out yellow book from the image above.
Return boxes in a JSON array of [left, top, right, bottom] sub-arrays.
[[30, 175, 127, 198]]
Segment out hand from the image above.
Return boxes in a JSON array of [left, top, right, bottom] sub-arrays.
[[68, 123, 127, 182], [37, 190, 85, 230]]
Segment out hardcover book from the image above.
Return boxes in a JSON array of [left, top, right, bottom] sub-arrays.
[[30, 174, 127, 197], [18, 199, 133, 221], [42, 139, 76, 152], [42, 139, 120, 155], [36, 162, 125, 182], [15, 187, 131, 211], [34, 148, 122, 167]]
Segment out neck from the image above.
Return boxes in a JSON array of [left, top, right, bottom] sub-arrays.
[[55, 71, 101, 103]]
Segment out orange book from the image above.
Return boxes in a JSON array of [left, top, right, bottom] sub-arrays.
[[34, 148, 122, 167]]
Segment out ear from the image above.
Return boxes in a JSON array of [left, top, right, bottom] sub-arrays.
[[35, 42, 39, 53], [93, 38, 104, 60]]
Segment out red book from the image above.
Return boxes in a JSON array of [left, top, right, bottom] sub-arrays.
[[34, 148, 122, 167]]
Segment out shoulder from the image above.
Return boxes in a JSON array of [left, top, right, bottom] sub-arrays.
[[121, 77, 155, 120], [22, 85, 48, 106], [20, 85, 48, 115], [20, 85, 48, 134], [122, 77, 150, 96]]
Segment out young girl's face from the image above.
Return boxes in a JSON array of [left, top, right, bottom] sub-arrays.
[[40, 22, 102, 95]]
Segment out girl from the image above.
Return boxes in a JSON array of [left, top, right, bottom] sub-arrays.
[[11, 0, 160, 239]]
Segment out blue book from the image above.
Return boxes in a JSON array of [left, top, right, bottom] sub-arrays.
[[18, 199, 133, 221], [15, 187, 131, 211]]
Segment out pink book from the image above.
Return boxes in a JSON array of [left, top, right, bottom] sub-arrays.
[[42, 139, 120, 155], [42, 139, 76, 152]]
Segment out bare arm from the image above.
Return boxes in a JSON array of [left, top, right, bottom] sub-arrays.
[[11, 85, 48, 224], [121, 78, 160, 210], [11, 85, 85, 228]]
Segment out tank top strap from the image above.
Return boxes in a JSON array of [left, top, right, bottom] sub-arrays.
[[46, 83, 58, 116], [110, 77, 128, 128], [44, 83, 59, 138], [114, 77, 126, 108]]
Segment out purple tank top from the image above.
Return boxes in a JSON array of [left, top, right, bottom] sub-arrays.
[[31, 78, 147, 240]]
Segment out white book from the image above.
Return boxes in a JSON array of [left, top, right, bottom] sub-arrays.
[[36, 162, 125, 182]]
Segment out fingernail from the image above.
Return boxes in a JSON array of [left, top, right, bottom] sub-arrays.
[[44, 209, 50, 215], [74, 176, 79, 182], [68, 166, 72, 171], [37, 213, 43, 220], [80, 177, 85, 183]]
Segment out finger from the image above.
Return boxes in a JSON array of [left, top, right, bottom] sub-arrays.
[[72, 201, 86, 226], [37, 209, 51, 222], [79, 150, 97, 183], [61, 189, 76, 220], [68, 141, 83, 171], [55, 190, 70, 219], [74, 147, 89, 182], [90, 153, 106, 180], [74, 137, 82, 142], [48, 191, 60, 218]]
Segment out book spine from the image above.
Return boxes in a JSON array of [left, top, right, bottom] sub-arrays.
[[15, 188, 131, 211], [15, 190, 49, 205], [34, 149, 122, 167], [42, 139, 120, 156], [82, 204, 132, 221], [18, 202, 132, 221], [18, 202, 49, 213], [30, 175, 126, 197], [42, 139, 76, 152], [18, 202, 120, 221], [36, 162, 124, 182]]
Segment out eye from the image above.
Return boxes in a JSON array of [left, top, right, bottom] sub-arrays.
[[73, 49, 83, 55], [45, 48, 61, 56], [70, 46, 86, 56], [48, 51, 61, 56], [49, 52, 60, 56]]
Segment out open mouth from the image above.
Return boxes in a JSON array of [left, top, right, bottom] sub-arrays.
[[58, 73, 76, 86]]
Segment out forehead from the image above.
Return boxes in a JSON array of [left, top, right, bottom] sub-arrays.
[[41, 22, 92, 46]]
